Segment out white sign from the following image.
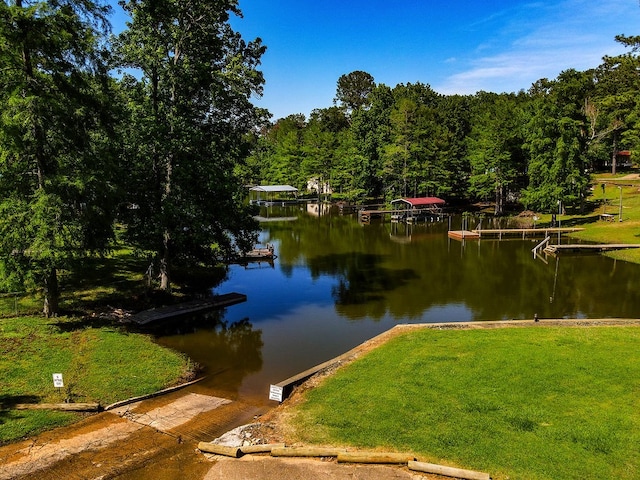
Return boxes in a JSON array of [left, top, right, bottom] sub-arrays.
[[53, 373, 64, 388], [269, 384, 283, 402]]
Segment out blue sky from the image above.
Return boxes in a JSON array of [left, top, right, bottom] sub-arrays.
[[110, 0, 640, 121]]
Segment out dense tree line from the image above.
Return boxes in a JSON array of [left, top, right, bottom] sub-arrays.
[[0, 0, 265, 315], [241, 41, 640, 216]]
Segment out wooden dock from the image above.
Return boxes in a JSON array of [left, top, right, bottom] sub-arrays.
[[545, 244, 640, 254], [475, 227, 584, 238], [448, 230, 480, 239], [358, 208, 445, 223], [449, 227, 584, 241], [242, 245, 275, 260], [131, 293, 247, 325]]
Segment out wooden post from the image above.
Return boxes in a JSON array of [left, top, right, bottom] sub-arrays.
[[271, 446, 346, 457], [14, 403, 101, 412], [337, 451, 417, 464], [197, 443, 241, 458], [240, 443, 286, 454], [408, 461, 491, 480]]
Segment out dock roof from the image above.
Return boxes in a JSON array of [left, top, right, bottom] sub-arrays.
[[391, 197, 446, 207], [250, 185, 298, 193]]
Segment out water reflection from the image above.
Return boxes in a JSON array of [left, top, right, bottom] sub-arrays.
[[307, 252, 419, 307], [158, 203, 640, 402], [152, 312, 263, 398]]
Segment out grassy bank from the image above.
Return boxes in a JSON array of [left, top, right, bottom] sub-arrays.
[[0, 315, 194, 444], [0, 243, 227, 444], [507, 173, 640, 263], [289, 326, 640, 480]]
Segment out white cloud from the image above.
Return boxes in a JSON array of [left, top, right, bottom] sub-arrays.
[[435, 0, 639, 95]]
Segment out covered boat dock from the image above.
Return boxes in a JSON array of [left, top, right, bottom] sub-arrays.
[[249, 185, 299, 205], [358, 197, 446, 223]]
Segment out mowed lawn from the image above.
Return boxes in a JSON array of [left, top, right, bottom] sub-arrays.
[[0, 316, 193, 443], [290, 326, 640, 480]]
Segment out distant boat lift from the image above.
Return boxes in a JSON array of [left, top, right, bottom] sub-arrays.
[[249, 185, 298, 205]]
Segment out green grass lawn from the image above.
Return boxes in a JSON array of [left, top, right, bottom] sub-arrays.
[[290, 326, 640, 480], [510, 173, 640, 263], [0, 316, 194, 444], [0, 243, 225, 445]]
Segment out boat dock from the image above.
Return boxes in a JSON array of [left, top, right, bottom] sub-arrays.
[[544, 244, 640, 254], [448, 227, 583, 240], [359, 208, 446, 223], [131, 293, 247, 325], [242, 245, 275, 260], [475, 227, 584, 238], [447, 230, 480, 239]]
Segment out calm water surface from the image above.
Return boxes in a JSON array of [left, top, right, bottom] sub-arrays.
[[156, 204, 640, 404]]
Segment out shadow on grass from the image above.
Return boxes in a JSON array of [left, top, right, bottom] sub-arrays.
[[0, 395, 41, 411], [560, 215, 601, 227]]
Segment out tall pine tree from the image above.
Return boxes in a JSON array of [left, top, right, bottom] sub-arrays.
[[0, 0, 117, 316]]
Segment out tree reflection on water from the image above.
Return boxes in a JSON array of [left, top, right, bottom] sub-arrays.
[[151, 313, 263, 396]]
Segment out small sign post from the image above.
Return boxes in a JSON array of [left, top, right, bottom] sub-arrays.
[[269, 384, 283, 402], [53, 373, 64, 388]]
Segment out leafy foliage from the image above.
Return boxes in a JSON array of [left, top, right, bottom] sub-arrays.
[[0, 0, 118, 316], [114, 0, 266, 290], [253, 50, 640, 213]]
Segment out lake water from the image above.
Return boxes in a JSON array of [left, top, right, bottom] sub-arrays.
[[155, 203, 640, 404]]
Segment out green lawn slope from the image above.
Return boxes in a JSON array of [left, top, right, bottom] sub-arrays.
[[289, 326, 640, 480]]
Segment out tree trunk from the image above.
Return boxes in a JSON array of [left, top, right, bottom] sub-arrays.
[[43, 268, 59, 317], [159, 230, 171, 291], [611, 133, 618, 175], [495, 183, 503, 216]]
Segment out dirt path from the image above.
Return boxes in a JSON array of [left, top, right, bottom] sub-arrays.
[[0, 390, 268, 480]]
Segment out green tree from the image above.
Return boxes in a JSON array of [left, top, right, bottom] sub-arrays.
[[522, 70, 593, 212], [334, 70, 375, 114], [381, 83, 455, 200], [115, 0, 266, 291], [301, 120, 335, 199], [382, 97, 421, 198], [0, 0, 118, 316], [350, 83, 395, 197], [591, 35, 640, 173], [301, 108, 348, 199], [435, 94, 472, 200], [260, 114, 306, 187], [332, 128, 368, 200], [467, 93, 526, 215]]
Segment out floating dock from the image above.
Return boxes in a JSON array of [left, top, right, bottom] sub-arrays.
[[448, 230, 480, 239], [241, 246, 275, 260], [131, 293, 247, 325]]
